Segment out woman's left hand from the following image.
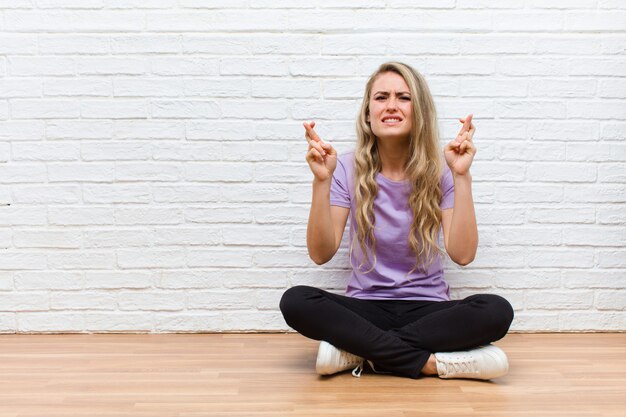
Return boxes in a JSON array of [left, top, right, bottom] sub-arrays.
[[444, 113, 476, 176]]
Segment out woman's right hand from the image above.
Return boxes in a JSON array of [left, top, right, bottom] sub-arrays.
[[303, 121, 337, 182]]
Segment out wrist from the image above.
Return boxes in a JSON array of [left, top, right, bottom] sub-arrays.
[[312, 177, 332, 188], [452, 172, 472, 182]]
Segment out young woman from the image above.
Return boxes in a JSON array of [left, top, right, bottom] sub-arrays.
[[279, 62, 514, 380]]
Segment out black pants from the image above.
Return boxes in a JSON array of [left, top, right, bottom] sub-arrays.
[[280, 285, 514, 379]]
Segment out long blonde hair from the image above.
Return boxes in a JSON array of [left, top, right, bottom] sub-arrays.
[[352, 62, 443, 275]]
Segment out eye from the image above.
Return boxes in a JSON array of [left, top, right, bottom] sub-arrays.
[[401, 96, 411, 101], [375, 96, 385, 100]]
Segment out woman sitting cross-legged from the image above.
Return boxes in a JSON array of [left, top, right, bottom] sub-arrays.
[[279, 61, 514, 380]]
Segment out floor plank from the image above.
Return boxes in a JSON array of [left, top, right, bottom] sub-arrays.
[[0, 333, 623, 417]]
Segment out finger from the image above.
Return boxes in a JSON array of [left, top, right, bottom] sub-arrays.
[[303, 121, 322, 142], [458, 114, 473, 134], [306, 147, 324, 164], [304, 130, 326, 156]]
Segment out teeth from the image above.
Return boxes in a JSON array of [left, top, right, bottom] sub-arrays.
[[384, 118, 400, 122]]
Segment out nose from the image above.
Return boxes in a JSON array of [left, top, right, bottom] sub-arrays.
[[385, 97, 399, 111]]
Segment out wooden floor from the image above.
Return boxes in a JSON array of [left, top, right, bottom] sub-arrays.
[[0, 333, 624, 417]]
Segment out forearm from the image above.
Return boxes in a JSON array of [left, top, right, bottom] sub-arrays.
[[307, 179, 336, 264], [447, 173, 478, 265]]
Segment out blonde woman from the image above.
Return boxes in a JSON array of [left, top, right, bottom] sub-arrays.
[[280, 62, 513, 379]]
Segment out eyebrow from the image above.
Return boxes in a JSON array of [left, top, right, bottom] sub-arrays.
[[373, 91, 411, 95]]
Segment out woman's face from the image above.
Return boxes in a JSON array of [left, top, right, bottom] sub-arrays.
[[367, 71, 413, 142]]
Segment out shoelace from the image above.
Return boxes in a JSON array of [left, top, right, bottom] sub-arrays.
[[440, 357, 477, 377], [352, 361, 365, 378]]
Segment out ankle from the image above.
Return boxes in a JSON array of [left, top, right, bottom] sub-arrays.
[[421, 354, 438, 376]]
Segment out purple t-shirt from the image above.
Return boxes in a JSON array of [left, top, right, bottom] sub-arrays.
[[330, 150, 455, 301]]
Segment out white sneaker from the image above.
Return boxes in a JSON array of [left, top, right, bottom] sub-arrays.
[[316, 341, 364, 377], [434, 344, 509, 380]]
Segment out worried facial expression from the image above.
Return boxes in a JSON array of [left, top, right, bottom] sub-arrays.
[[367, 71, 413, 141]]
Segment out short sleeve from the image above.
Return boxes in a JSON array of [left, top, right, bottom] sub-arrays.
[[440, 164, 455, 210], [329, 154, 351, 208]]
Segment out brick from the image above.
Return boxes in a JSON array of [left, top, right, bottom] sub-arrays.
[[11, 99, 80, 119], [13, 185, 80, 204], [527, 249, 594, 268], [9, 57, 75, 76], [48, 251, 116, 270], [186, 120, 254, 141], [0, 164, 47, 183], [83, 184, 151, 203], [18, 312, 84, 332], [77, 58, 146, 75], [15, 271, 84, 291], [48, 163, 115, 182], [44, 78, 111, 97], [184, 163, 253, 182], [533, 36, 602, 55], [152, 185, 220, 203], [81, 100, 148, 119], [159, 269, 224, 289], [84, 271, 155, 289], [527, 162, 596, 182], [47, 120, 112, 140], [0, 253, 47, 270], [251, 78, 320, 99], [187, 249, 253, 268], [154, 312, 222, 332], [115, 207, 183, 225], [13, 142, 80, 161], [118, 291, 186, 311], [83, 230, 153, 248], [0, 79, 42, 98], [85, 313, 152, 332], [39, 35, 109, 54], [111, 35, 180, 53], [558, 311, 626, 331], [564, 185, 626, 203], [6, 11, 144, 32], [184, 78, 250, 98], [0, 121, 44, 140], [150, 57, 219, 76], [597, 250, 626, 268], [526, 291, 594, 310], [222, 185, 289, 203], [118, 249, 186, 269], [223, 225, 290, 246], [49, 206, 114, 226], [567, 101, 625, 120], [115, 162, 181, 181], [527, 207, 596, 224], [82, 142, 151, 161], [563, 270, 626, 289], [565, 11, 626, 31], [529, 79, 595, 98], [185, 206, 253, 224], [600, 164, 626, 183], [597, 206, 626, 224], [528, 120, 599, 142], [14, 230, 81, 249], [50, 291, 116, 310], [595, 291, 626, 310], [151, 100, 220, 119], [154, 227, 220, 246], [113, 78, 183, 97]]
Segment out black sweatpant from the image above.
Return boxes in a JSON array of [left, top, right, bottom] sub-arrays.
[[279, 285, 514, 379]]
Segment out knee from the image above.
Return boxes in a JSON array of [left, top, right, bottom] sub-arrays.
[[279, 285, 317, 327], [468, 293, 515, 336]]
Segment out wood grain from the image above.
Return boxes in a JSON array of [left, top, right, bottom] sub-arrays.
[[0, 333, 623, 417]]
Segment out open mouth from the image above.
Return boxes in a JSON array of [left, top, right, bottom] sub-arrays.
[[382, 117, 402, 125]]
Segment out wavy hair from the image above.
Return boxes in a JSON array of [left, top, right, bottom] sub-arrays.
[[351, 62, 443, 275]]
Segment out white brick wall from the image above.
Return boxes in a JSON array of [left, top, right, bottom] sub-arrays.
[[0, 1, 624, 333]]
